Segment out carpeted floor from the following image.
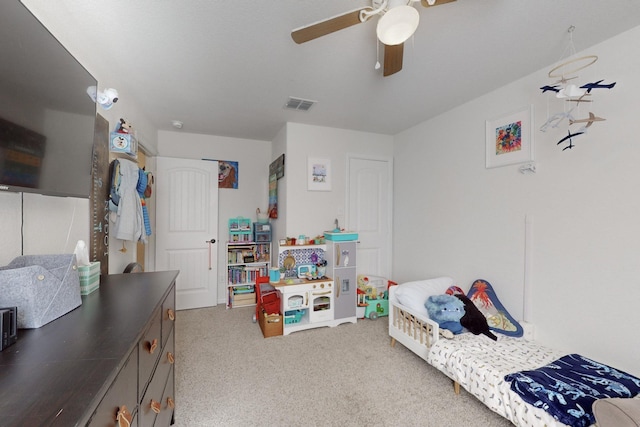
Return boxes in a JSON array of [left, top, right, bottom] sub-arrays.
[[174, 305, 513, 427]]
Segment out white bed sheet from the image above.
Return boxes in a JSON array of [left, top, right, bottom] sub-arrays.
[[427, 332, 573, 427]]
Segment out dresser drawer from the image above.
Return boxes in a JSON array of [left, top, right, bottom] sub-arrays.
[[138, 307, 162, 401], [139, 327, 174, 427], [161, 286, 176, 347], [155, 366, 175, 427], [88, 347, 138, 427]]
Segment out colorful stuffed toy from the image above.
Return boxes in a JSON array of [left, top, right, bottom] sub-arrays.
[[425, 294, 464, 335], [467, 279, 523, 337]]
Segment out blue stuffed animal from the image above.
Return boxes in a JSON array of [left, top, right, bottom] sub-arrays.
[[425, 294, 465, 334]]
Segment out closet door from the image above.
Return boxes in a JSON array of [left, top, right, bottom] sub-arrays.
[[347, 156, 393, 278]]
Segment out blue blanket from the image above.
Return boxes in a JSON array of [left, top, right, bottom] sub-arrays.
[[505, 354, 640, 427]]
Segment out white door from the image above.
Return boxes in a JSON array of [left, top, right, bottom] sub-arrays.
[[156, 157, 219, 310], [347, 156, 393, 278]]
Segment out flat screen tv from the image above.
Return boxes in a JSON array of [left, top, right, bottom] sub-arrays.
[[0, 1, 97, 198]]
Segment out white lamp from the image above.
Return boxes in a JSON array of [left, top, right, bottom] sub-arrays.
[[376, 5, 420, 46]]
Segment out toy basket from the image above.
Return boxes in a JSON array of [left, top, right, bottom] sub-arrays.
[[284, 309, 305, 324]]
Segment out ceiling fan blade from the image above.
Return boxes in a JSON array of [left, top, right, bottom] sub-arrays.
[[383, 43, 404, 77], [291, 9, 366, 44], [420, 0, 457, 7]]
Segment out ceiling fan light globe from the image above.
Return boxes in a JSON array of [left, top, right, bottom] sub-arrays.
[[376, 5, 419, 46]]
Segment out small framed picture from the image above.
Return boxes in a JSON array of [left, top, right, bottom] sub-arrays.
[[486, 105, 534, 168], [307, 157, 331, 191]]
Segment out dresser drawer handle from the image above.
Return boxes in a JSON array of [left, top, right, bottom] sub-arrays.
[[150, 399, 161, 414], [147, 338, 158, 354], [167, 352, 175, 364], [167, 308, 175, 321], [116, 405, 132, 427], [167, 396, 175, 410]]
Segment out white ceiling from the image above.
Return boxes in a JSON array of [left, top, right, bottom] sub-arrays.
[[20, 0, 640, 141]]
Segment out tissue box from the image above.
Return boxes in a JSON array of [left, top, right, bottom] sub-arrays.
[[0, 254, 82, 329], [78, 261, 100, 295]]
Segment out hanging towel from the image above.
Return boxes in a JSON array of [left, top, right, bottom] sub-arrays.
[[136, 169, 152, 237], [141, 199, 152, 237], [112, 158, 146, 243]]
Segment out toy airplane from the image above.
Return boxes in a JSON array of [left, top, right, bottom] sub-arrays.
[[557, 129, 585, 150], [566, 93, 592, 103], [540, 85, 560, 93], [539, 108, 575, 132], [580, 79, 617, 93], [554, 75, 578, 85], [569, 112, 606, 128]]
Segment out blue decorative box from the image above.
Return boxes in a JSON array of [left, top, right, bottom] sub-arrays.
[[109, 132, 137, 155]]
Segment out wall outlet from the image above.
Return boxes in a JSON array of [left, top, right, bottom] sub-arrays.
[[520, 321, 535, 341]]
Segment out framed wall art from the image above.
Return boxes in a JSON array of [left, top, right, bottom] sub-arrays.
[[268, 174, 278, 218], [269, 153, 285, 180], [486, 105, 534, 169], [307, 157, 331, 191]]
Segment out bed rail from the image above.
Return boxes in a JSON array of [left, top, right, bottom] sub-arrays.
[[392, 305, 435, 348], [388, 285, 439, 362]]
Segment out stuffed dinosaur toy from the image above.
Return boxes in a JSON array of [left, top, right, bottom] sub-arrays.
[[425, 294, 464, 335], [454, 294, 497, 341]]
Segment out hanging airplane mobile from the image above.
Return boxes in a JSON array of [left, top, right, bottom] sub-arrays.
[[557, 130, 585, 151], [580, 80, 617, 93], [569, 112, 606, 128], [540, 85, 560, 93]]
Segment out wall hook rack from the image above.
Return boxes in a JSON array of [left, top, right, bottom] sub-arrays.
[[519, 162, 537, 174]]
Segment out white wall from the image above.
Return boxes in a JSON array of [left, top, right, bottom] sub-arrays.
[[1, 1, 160, 272], [157, 130, 271, 303], [281, 123, 394, 238], [393, 26, 640, 375]]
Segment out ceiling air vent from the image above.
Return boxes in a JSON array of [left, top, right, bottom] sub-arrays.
[[284, 97, 316, 112]]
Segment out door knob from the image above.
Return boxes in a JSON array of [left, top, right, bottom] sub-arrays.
[[206, 238, 217, 244]]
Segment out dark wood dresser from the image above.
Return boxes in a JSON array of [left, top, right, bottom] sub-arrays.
[[0, 270, 179, 427]]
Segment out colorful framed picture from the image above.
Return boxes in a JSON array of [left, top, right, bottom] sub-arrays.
[[486, 105, 534, 168], [307, 158, 331, 191], [218, 160, 238, 189]]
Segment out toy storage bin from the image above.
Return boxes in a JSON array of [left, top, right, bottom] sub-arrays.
[[259, 310, 282, 338], [0, 254, 82, 328], [253, 222, 271, 242], [229, 216, 252, 242], [284, 309, 305, 324]]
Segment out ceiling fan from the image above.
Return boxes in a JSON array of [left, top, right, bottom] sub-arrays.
[[291, 0, 456, 77]]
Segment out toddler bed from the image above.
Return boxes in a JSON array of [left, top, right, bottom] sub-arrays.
[[388, 277, 640, 427]]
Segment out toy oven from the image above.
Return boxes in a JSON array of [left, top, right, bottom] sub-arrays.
[[283, 291, 308, 311], [308, 282, 334, 323]]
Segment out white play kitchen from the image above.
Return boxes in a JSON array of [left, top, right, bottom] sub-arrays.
[[271, 230, 358, 335]]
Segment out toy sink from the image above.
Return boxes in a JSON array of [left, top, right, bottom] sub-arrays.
[[324, 231, 358, 241]]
